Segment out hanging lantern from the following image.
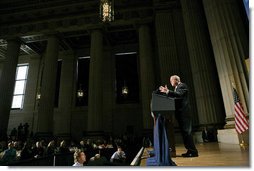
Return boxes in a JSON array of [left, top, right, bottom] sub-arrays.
[[100, 0, 114, 22], [122, 86, 129, 95], [36, 92, 41, 100], [77, 84, 84, 98], [122, 81, 129, 96], [36, 87, 41, 100]]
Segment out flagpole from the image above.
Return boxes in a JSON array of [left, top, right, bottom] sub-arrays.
[[231, 82, 249, 149], [239, 133, 248, 149]]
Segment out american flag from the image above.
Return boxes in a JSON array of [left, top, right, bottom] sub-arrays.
[[233, 87, 249, 134]]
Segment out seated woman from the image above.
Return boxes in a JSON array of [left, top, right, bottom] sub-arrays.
[[73, 149, 86, 166]]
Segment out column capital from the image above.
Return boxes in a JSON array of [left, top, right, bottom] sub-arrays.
[[87, 26, 104, 35], [6, 37, 22, 44], [43, 32, 60, 40], [133, 22, 150, 31]]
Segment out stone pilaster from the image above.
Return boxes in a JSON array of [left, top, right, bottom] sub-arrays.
[[87, 29, 104, 133], [0, 38, 21, 138], [37, 35, 59, 134], [138, 24, 156, 130], [180, 0, 225, 126]]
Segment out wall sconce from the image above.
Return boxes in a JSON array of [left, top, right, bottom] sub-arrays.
[[77, 84, 84, 99]]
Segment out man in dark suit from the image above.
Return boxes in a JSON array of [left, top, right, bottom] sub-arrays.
[[159, 75, 198, 157]]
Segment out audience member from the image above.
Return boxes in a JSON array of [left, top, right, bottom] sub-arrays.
[[34, 141, 44, 158], [46, 140, 56, 155], [58, 140, 70, 154], [87, 153, 108, 166], [110, 146, 126, 164], [20, 142, 33, 160], [1, 142, 16, 164], [73, 149, 86, 166]]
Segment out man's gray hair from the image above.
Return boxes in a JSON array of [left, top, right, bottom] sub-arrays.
[[170, 75, 181, 82]]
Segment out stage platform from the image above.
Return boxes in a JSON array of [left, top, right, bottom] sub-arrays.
[[140, 142, 249, 167]]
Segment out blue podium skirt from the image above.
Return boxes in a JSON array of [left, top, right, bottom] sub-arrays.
[[147, 114, 176, 166]]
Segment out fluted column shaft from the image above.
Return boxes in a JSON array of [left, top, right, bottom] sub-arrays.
[[202, 0, 249, 125], [139, 24, 156, 130], [37, 35, 59, 134], [154, 12, 180, 153], [180, 0, 225, 125], [56, 54, 75, 135], [155, 11, 180, 82], [155, 11, 200, 124], [87, 29, 103, 132], [23, 56, 41, 132], [172, 9, 199, 125], [0, 38, 21, 138], [102, 49, 114, 133]]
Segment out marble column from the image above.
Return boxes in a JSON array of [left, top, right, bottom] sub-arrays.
[[87, 29, 104, 133], [202, 0, 249, 144], [180, 0, 225, 126], [55, 53, 75, 137], [22, 56, 41, 132], [138, 24, 156, 130], [0, 61, 3, 78], [171, 9, 199, 125], [102, 49, 114, 134], [202, 0, 249, 126], [0, 38, 21, 138], [155, 11, 180, 82], [37, 35, 59, 134], [154, 11, 184, 155]]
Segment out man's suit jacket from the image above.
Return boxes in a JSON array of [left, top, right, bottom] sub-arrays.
[[167, 82, 190, 116]]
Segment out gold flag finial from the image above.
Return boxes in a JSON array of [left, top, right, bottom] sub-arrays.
[[239, 134, 248, 150]]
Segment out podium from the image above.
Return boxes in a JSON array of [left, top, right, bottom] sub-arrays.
[[151, 92, 176, 158], [151, 92, 175, 112]]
